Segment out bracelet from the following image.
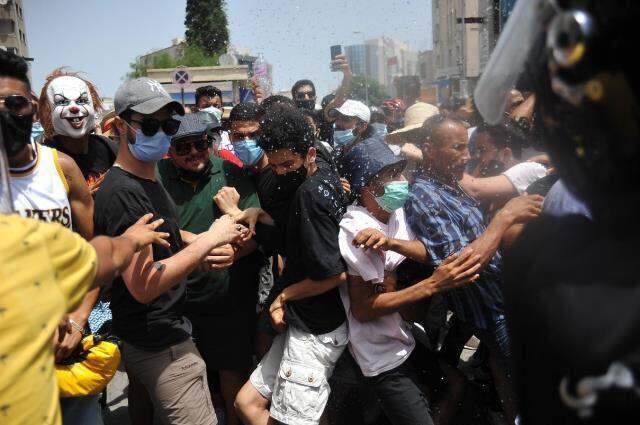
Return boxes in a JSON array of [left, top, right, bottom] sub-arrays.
[[68, 319, 87, 336]]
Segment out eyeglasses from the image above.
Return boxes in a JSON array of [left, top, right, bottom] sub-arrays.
[[129, 117, 181, 137], [0, 95, 33, 116], [295, 91, 315, 100], [173, 138, 212, 156]]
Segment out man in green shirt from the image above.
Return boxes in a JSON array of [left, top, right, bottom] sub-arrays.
[[157, 113, 266, 425]]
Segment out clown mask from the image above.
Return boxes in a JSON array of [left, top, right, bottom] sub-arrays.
[[47, 76, 96, 138]]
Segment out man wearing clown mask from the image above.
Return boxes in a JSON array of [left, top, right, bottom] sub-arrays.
[[40, 69, 118, 196]]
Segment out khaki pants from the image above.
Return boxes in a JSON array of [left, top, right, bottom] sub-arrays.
[[122, 338, 217, 425]]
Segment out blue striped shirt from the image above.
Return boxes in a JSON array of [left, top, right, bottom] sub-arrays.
[[404, 175, 504, 330]]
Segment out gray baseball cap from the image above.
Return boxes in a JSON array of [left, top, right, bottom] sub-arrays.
[[114, 77, 185, 117]]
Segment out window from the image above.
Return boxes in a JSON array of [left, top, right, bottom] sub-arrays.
[[0, 19, 16, 35]]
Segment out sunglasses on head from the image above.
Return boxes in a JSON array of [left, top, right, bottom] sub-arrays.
[[129, 117, 181, 137], [173, 137, 212, 156], [0, 95, 33, 116]]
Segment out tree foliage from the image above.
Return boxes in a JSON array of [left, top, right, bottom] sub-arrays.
[[127, 0, 228, 79], [350, 75, 390, 106], [185, 0, 229, 56]]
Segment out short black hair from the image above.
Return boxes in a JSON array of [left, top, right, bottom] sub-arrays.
[[262, 95, 296, 110], [259, 107, 314, 156], [0, 49, 30, 89], [195, 85, 222, 104], [475, 121, 525, 159], [291, 79, 316, 98], [229, 102, 264, 123]]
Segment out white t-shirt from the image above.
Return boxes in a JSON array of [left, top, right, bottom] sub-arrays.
[[502, 162, 548, 194], [338, 205, 415, 377]]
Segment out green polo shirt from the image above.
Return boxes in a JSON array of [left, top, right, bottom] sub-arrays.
[[157, 155, 262, 315]]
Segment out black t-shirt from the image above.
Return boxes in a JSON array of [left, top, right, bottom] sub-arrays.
[[93, 166, 191, 350], [43, 134, 118, 184], [251, 166, 292, 254], [281, 167, 347, 334], [504, 215, 640, 424]]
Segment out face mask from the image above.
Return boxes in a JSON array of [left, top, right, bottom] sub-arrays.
[[275, 164, 308, 197], [375, 181, 409, 212], [47, 76, 96, 138], [127, 127, 171, 162], [31, 121, 44, 141], [295, 99, 316, 111], [233, 139, 264, 166], [201, 106, 223, 122], [371, 122, 388, 138], [0, 110, 33, 157], [333, 127, 357, 148]]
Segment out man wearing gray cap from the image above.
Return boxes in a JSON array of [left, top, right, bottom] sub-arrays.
[[94, 77, 242, 425]]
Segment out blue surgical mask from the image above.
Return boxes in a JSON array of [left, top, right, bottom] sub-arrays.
[[31, 121, 44, 142], [333, 127, 357, 147], [201, 106, 223, 122], [127, 128, 171, 162], [375, 181, 409, 212], [371, 122, 388, 138], [233, 138, 264, 166]]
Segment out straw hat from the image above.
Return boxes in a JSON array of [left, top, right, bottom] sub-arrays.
[[386, 102, 439, 142]]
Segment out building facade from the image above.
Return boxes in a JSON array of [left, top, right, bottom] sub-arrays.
[[0, 0, 29, 58], [345, 37, 418, 95], [432, 0, 501, 103]]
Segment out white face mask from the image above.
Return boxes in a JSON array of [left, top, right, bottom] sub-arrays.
[[47, 76, 96, 138]]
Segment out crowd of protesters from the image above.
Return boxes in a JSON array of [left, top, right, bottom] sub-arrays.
[[2, 2, 640, 424]]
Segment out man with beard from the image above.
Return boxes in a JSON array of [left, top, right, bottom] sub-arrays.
[[39, 69, 117, 196], [234, 107, 348, 425], [404, 114, 544, 423], [157, 113, 266, 425]]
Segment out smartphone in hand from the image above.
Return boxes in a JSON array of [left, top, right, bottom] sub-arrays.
[[330, 45, 342, 72]]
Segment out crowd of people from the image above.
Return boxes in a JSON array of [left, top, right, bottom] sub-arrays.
[[1, 2, 639, 425]]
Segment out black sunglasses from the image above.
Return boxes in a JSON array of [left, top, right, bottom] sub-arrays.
[[295, 91, 315, 100], [173, 138, 212, 156], [130, 117, 181, 137], [0, 95, 33, 116]]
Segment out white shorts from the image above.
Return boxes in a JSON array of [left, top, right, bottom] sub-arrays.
[[249, 322, 348, 425]]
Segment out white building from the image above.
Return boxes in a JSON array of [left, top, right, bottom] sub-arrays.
[[432, 0, 500, 103], [345, 37, 418, 95], [0, 0, 29, 58]]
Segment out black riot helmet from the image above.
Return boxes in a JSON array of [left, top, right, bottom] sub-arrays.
[[475, 0, 640, 229]]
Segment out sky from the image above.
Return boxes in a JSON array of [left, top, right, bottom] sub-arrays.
[[24, 0, 431, 100]]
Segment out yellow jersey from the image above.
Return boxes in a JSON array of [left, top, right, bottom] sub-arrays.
[[0, 214, 97, 425]]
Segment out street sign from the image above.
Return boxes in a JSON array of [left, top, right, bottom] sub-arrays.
[[171, 68, 192, 87]]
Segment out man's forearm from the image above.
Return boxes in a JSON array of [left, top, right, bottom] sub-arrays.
[[129, 232, 227, 303], [387, 239, 429, 263], [68, 287, 101, 327], [351, 277, 433, 322], [278, 273, 347, 304], [468, 212, 512, 267], [90, 235, 136, 287]]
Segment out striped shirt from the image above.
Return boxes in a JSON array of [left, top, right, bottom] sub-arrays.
[[404, 175, 504, 330]]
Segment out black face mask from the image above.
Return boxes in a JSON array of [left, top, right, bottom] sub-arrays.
[[275, 164, 308, 198], [295, 99, 316, 111], [177, 159, 213, 182], [0, 111, 33, 157]]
